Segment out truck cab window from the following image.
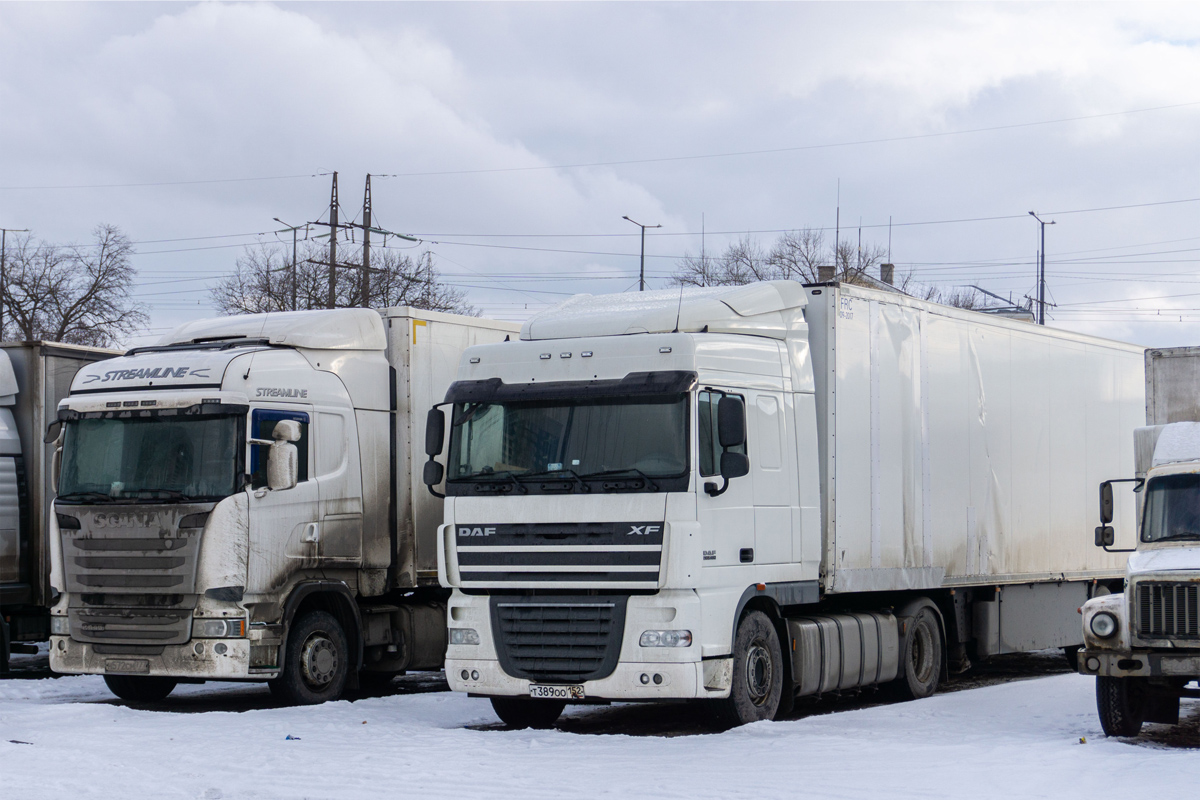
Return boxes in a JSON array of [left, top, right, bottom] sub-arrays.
[[250, 409, 310, 489], [698, 390, 746, 478]]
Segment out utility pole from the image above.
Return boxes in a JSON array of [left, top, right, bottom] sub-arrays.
[[622, 216, 661, 291], [1, 227, 30, 340], [273, 218, 307, 311], [341, 174, 417, 308], [1029, 211, 1056, 325], [327, 172, 339, 308]]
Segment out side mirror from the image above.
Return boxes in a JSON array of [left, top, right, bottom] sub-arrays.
[[266, 421, 300, 491], [720, 451, 749, 480], [426, 408, 446, 457], [44, 420, 63, 444], [1095, 526, 1116, 547], [423, 460, 444, 488], [1099, 481, 1114, 525], [717, 396, 746, 448]]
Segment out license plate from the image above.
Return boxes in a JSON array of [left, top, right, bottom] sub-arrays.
[[529, 683, 584, 700], [105, 659, 149, 674]]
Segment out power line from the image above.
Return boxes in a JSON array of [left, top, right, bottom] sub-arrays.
[[0, 173, 330, 191]]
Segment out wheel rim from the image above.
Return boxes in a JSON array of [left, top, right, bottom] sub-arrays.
[[744, 640, 773, 706], [910, 620, 935, 685], [300, 631, 339, 689]]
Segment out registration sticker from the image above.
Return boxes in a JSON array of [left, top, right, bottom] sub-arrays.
[[529, 684, 584, 700]]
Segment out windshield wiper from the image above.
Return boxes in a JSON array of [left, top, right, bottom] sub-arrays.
[[129, 489, 203, 503], [56, 491, 118, 503], [578, 468, 660, 492], [461, 470, 527, 495], [518, 468, 591, 493]]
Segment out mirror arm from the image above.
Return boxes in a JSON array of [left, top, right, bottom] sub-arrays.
[[426, 474, 446, 500], [1102, 545, 1137, 553], [704, 477, 729, 497]]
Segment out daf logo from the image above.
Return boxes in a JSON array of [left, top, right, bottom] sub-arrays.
[[628, 525, 661, 536], [458, 527, 497, 537]]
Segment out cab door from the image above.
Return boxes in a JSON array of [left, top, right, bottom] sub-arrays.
[[748, 390, 794, 566], [696, 390, 755, 575]]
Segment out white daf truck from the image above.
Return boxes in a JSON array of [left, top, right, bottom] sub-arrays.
[[1079, 345, 1200, 736], [46, 307, 517, 703], [423, 280, 1144, 727]]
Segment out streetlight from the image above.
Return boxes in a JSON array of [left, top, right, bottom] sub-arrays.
[[1029, 211, 1056, 325], [274, 218, 307, 311], [622, 216, 662, 292]]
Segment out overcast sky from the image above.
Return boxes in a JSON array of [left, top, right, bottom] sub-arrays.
[[2, 1, 1199, 347]]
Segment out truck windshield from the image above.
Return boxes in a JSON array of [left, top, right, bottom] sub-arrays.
[[1141, 472, 1200, 542], [58, 414, 241, 503], [446, 395, 689, 491]]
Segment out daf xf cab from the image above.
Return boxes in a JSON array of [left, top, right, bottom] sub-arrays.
[[47, 308, 518, 703], [1, 342, 116, 670], [1079, 345, 1200, 736], [424, 280, 1144, 727]]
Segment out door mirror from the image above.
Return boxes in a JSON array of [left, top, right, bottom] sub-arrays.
[[266, 421, 300, 491], [1099, 481, 1114, 525], [720, 451, 749, 481], [717, 396, 746, 448], [51, 444, 62, 493], [423, 459, 444, 488], [426, 408, 446, 457], [1095, 525, 1116, 547], [44, 420, 63, 444]]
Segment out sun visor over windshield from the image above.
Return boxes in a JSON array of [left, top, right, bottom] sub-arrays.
[[445, 370, 698, 405]]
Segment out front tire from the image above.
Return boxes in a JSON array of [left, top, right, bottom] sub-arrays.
[[716, 610, 783, 726], [490, 697, 565, 729], [269, 610, 350, 705], [894, 605, 942, 700], [1096, 676, 1146, 737], [103, 674, 177, 703]]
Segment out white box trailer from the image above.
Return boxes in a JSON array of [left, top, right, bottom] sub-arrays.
[[0, 342, 117, 670], [46, 308, 519, 703], [427, 280, 1144, 727]]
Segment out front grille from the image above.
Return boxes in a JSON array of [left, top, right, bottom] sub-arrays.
[[1137, 582, 1200, 639], [491, 596, 628, 683], [69, 606, 192, 645]]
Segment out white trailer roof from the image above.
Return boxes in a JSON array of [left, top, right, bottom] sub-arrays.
[[521, 280, 808, 341], [159, 309, 387, 351]]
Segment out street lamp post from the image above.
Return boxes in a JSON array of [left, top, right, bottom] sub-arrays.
[[274, 218, 307, 311], [1029, 211, 1056, 325], [622, 216, 662, 291]]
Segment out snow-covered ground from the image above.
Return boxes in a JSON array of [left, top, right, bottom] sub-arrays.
[[1, 673, 1197, 800]]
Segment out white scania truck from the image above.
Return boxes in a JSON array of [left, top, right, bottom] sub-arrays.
[[1079, 346, 1200, 736], [423, 280, 1144, 727], [46, 308, 517, 703]]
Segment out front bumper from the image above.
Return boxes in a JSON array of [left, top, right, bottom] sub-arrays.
[[1078, 649, 1200, 679], [49, 636, 266, 680], [448, 655, 733, 700]]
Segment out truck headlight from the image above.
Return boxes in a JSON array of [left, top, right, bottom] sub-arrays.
[[1090, 612, 1118, 639], [192, 618, 247, 638], [640, 630, 692, 648], [50, 616, 69, 635], [449, 628, 480, 645]]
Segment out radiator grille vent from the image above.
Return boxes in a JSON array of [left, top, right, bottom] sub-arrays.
[[491, 597, 627, 683], [1137, 582, 1200, 639]]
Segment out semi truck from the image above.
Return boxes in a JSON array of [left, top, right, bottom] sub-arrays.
[[46, 307, 518, 703], [423, 280, 1145, 727], [1, 342, 116, 671], [1079, 345, 1200, 736]]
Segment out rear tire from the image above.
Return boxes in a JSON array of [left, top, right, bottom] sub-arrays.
[[103, 674, 177, 703], [894, 605, 942, 700], [490, 697, 565, 729], [715, 610, 783, 726], [269, 610, 350, 706], [1096, 676, 1146, 737]]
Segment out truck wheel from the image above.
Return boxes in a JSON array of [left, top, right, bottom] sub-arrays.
[[895, 605, 942, 700], [717, 610, 783, 726], [1096, 676, 1146, 737], [490, 697, 565, 729], [269, 610, 349, 705], [103, 675, 177, 703]]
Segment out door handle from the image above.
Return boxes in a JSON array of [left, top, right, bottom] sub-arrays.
[[302, 523, 320, 543], [740, 548, 754, 563]]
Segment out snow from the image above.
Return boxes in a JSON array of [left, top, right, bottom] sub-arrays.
[[1, 674, 1197, 800]]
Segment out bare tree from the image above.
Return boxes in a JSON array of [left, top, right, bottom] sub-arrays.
[[767, 228, 827, 283], [673, 234, 780, 287], [0, 225, 146, 346], [210, 242, 474, 315]]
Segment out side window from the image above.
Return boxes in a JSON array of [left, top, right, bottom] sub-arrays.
[[250, 409, 310, 489], [698, 391, 747, 478]]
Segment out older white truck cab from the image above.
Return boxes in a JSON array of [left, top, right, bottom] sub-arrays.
[[1079, 346, 1200, 736], [425, 281, 1144, 727], [47, 308, 516, 703]]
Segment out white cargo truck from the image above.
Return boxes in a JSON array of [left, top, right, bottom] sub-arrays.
[[46, 308, 518, 703], [423, 280, 1145, 727], [1078, 345, 1200, 736], [1, 343, 116, 671]]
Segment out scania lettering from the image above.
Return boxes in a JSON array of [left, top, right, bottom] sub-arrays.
[[1079, 345, 1200, 736], [46, 308, 518, 703], [424, 280, 1144, 728]]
